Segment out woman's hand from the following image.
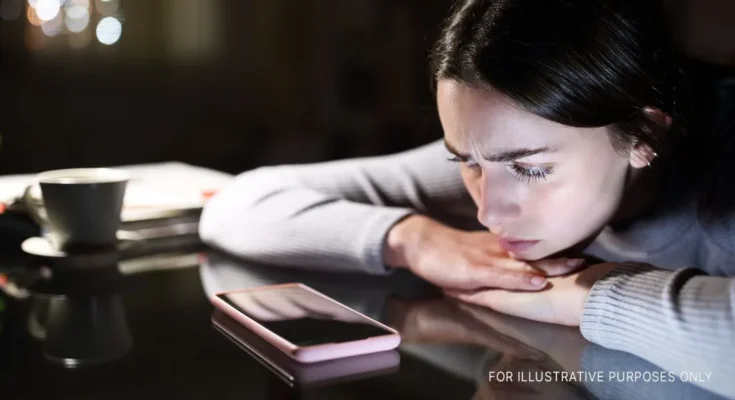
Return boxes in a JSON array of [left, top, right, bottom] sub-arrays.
[[445, 263, 618, 326], [384, 215, 585, 291]]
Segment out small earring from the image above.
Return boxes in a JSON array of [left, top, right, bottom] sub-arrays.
[[647, 151, 658, 168]]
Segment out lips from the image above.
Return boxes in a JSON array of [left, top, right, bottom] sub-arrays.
[[498, 238, 540, 253]]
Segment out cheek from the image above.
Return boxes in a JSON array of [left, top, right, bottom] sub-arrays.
[[459, 157, 629, 238], [531, 158, 629, 234]]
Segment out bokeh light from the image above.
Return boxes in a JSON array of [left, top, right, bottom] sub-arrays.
[[40, 11, 63, 36], [64, 4, 88, 32], [26, 4, 42, 25], [95, 16, 121, 45], [64, 3, 85, 18], [35, 0, 60, 21], [67, 0, 88, 10]]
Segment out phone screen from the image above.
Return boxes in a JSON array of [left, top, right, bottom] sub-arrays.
[[217, 286, 393, 346]]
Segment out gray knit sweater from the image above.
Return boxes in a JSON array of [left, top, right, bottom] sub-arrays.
[[199, 139, 735, 396]]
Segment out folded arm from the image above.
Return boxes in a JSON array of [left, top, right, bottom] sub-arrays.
[[199, 140, 476, 274], [581, 263, 735, 398], [444, 260, 735, 396]]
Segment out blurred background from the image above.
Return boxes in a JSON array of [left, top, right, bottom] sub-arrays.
[[0, 0, 733, 175]]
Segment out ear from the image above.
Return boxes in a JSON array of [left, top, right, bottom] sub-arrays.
[[628, 107, 670, 169], [629, 141, 657, 169]]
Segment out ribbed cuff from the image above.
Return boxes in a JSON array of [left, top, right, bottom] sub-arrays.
[[360, 208, 416, 276], [580, 262, 675, 346]]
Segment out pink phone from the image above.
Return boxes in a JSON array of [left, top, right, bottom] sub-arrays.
[[211, 283, 401, 363], [212, 310, 400, 387]]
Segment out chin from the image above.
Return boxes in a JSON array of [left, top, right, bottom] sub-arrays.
[[512, 243, 566, 261], [511, 248, 550, 261]]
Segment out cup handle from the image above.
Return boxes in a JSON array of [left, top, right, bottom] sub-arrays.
[[22, 183, 49, 227]]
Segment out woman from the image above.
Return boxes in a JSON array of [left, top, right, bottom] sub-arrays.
[[200, 0, 734, 394]]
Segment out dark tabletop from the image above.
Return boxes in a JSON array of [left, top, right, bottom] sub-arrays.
[[0, 245, 728, 400]]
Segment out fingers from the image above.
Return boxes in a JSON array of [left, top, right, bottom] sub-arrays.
[[529, 258, 585, 276], [469, 265, 549, 291], [486, 256, 539, 274], [464, 257, 583, 291]]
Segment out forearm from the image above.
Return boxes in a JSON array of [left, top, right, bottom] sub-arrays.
[[199, 140, 475, 274], [580, 262, 735, 397], [199, 168, 416, 274]]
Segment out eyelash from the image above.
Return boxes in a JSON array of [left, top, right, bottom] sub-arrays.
[[509, 163, 554, 183], [447, 156, 554, 183], [448, 156, 479, 168]]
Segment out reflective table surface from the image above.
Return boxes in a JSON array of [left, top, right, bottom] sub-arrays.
[[0, 249, 729, 399]]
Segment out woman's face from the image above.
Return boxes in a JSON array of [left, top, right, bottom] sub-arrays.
[[437, 80, 643, 260]]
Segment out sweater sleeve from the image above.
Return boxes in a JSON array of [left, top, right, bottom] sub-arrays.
[[579, 343, 729, 400], [199, 140, 476, 275], [580, 262, 735, 398]]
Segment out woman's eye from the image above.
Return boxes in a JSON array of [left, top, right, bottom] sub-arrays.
[[508, 163, 554, 183], [447, 156, 480, 169]]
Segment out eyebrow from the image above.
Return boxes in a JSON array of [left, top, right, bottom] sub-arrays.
[[443, 140, 556, 162]]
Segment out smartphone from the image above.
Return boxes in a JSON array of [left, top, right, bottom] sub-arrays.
[[211, 310, 400, 388], [211, 283, 401, 363]]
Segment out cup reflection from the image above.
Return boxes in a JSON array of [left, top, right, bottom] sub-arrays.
[[26, 263, 133, 368]]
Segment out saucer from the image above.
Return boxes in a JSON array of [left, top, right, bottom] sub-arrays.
[[21, 237, 137, 267]]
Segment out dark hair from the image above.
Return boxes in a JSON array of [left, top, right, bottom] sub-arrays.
[[429, 0, 689, 159]]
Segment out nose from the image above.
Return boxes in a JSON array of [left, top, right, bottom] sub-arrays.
[[476, 170, 522, 230]]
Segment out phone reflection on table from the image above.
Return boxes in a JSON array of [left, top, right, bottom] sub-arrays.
[[211, 310, 400, 389]]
